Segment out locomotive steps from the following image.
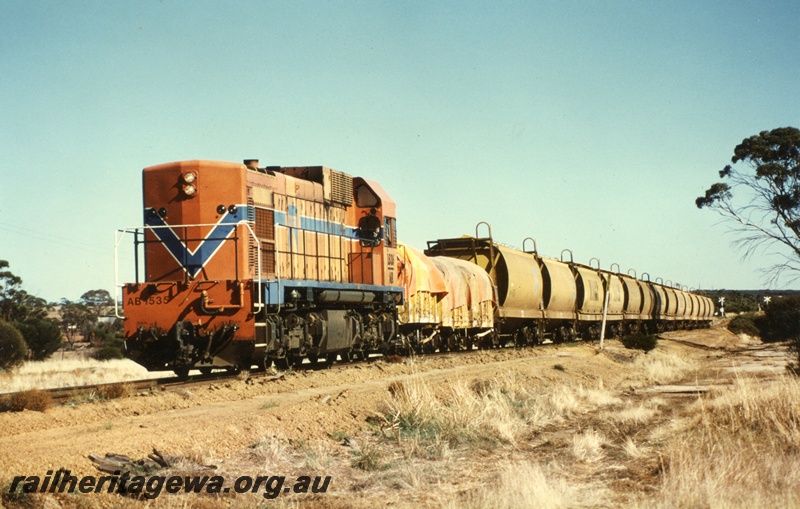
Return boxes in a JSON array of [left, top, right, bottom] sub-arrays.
[[0, 325, 794, 508]]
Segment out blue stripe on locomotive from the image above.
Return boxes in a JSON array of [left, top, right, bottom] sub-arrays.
[[257, 279, 403, 306]]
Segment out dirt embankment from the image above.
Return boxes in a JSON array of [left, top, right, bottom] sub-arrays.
[[0, 326, 792, 508]]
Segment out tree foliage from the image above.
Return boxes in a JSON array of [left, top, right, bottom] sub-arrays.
[[756, 295, 800, 343], [59, 300, 95, 346], [0, 320, 28, 371], [15, 319, 62, 360], [696, 127, 800, 282], [0, 260, 49, 323], [80, 289, 114, 313]]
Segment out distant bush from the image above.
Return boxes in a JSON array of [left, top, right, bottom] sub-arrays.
[[758, 296, 800, 344], [0, 320, 28, 371], [93, 345, 125, 361], [700, 291, 757, 314], [727, 313, 761, 337], [15, 319, 62, 360], [92, 337, 125, 361], [8, 389, 52, 412], [620, 333, 658, 352]]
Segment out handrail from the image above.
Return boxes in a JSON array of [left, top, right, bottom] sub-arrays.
[[656, 277, 664, 284], [589, 257, 600, 270], [240, 222, 264, 312], [476, 221, 496, 281], [641, 272, 650, 282], [560, 249, 573, 263], [476, 221, 493, 240], [610, 262, 620, 273], [627, 268, 637, 279], [522, 237, 538, 254], [114, 220, 264, 319]]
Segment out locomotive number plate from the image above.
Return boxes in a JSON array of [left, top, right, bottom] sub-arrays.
[[126, 295, 172, 306]]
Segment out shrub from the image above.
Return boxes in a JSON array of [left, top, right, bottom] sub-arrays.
[[8, 389, 52, 412], [97, 382, 133, 400], [620, 333, 658, 352], [93, 345, 125, 360], [14, 319, 62, 360], [727, 313, 761, 337], [92, 337, 125, 360], [758, 295, 800, 343], [0, 320, 28, 371]]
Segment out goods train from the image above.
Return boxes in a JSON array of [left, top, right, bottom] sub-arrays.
[[116, 160, 714, 375]]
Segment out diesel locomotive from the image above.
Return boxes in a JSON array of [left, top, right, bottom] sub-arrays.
[[116, 159, 713, 375]]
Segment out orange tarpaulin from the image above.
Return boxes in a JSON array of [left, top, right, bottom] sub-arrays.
[[431, 256, 495, 310], [397, 242, 447, 298]]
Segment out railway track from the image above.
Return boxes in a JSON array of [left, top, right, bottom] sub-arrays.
[[0, 370, 282, 409], [0, 343, 533, 411], [3, 332, 714, 412]]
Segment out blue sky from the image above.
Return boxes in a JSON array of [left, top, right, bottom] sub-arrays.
[[2, 1, 799, 302]]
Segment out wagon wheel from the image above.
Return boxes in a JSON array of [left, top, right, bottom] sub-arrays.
[[447, 334, 459, 352], [273, 355, 290, 371], [173, 367, 190, 378], [514, 328, 527, 348], [535, 323, 545, 345]]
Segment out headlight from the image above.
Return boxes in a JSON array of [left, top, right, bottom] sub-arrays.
[[183, 184, 197, 196], [183, 171, 197, 184]]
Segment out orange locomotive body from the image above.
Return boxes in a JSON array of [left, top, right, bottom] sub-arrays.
[[122, 160, 403, 374]]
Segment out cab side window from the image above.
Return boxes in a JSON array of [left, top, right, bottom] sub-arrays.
[[355, 185, 380, 208]]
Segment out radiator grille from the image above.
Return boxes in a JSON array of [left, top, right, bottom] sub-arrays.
[[255, 208, 275, 240], [330, 170, 354, 205], [254, 208, 276, 275]]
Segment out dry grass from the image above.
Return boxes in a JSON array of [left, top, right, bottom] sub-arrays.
[[571, 428, 607, 462], [635, 375, 800, 509], [0, 357, 168, 393], [5, 389, 52, 412], [602, 400, 659, 425], [97, 382, 134, 400], [380, 375, 558, 457], [633, 348, 697, 384], [451, 462, 577, 509]]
